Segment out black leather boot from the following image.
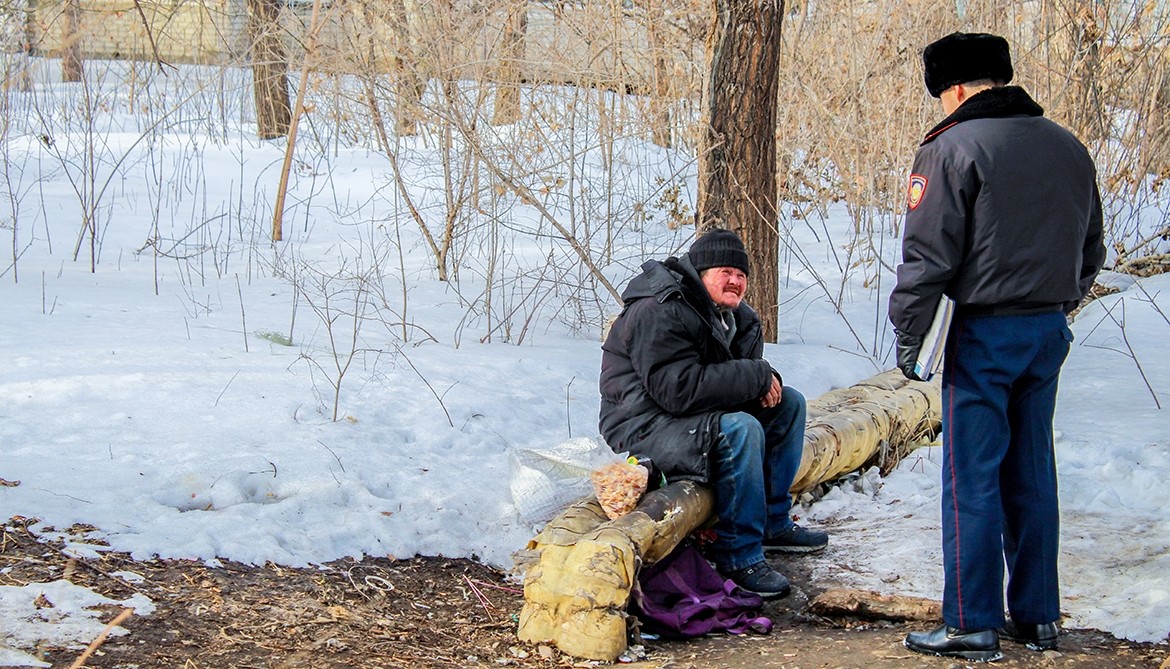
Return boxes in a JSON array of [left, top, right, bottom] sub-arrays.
[[904, 624, 1003, 662], [999, 618, 1058, 651]]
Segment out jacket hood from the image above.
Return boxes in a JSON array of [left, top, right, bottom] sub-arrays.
[[621, 255, 707, 307]]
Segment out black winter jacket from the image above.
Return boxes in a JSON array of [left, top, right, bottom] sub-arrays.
[[889, 86, 1106, 336], [598, 255, 776, 482]]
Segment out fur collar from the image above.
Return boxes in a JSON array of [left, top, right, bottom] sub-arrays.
[[922, 86, 1044, 145]]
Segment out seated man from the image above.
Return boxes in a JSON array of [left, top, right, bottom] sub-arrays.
[[598, 228, 826, 598]]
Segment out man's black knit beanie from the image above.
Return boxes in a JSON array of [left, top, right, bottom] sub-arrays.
[[688, 229, 750, 276], [923, 32, 1014, 98]]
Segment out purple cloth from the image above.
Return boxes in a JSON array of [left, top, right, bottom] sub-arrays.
[[629, 542, 773, 639]]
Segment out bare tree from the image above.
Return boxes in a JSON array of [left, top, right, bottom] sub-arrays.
[[1143, 50, 1170, 176], [247, 0, 292, 139], [392, 0, 428, 136], [295, 260, 376, 423], [350, 0, 392, 152], [60, 0, 82, 82], [1068, 4, 1106, 143], [697, 0, 784, 342], [492, 0, 528, 125], [646, 0, 672, 147]]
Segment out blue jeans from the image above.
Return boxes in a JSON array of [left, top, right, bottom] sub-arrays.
[[709, 386, 807, 571]]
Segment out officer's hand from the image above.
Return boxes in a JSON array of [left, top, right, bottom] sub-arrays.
[[895, 330, 925, 381]]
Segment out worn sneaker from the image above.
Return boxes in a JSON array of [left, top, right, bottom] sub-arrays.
[[725, 561, 791, 599], [763, 523, 828, 553]]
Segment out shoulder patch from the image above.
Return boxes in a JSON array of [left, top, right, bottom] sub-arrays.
[[907, 174, 928, 210]]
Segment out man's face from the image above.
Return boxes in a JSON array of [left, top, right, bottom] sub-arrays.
[[701, 266, 748, 311]]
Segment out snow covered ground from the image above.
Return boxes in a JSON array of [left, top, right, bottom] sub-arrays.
[[1, 60, 1167, 665]]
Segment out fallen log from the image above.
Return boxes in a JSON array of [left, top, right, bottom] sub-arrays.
[[517, 481, 714, 660], [794, 369, 940, 493], [516, 369, 941, 660], [808, 588, 942, 623]]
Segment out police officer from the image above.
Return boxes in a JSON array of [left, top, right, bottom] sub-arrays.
[[889, 33, 1106, 661]]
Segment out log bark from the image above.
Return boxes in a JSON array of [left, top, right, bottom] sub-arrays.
[[793, 369, 940, 493], [517, 481, 714, 661], [809, 588, 942, 623]]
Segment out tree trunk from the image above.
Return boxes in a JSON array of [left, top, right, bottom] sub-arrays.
[[393, 0, 428, 136], [247, 0, 292, 140], [697, 0, 784, 342], [646, 0, 671, 148], [1069, 5, 1105, 143], [1143, 50, 1170, 177], [492, 0, 527, 126], [13, 0, 40, 93], [60, 0, 83, 82], [269, 0, 324, 242], [355, 0, 392, 154]]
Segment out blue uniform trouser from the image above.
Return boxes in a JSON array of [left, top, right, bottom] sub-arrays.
[[941, 311, 1072, 630], [709, 386, 807, 571]]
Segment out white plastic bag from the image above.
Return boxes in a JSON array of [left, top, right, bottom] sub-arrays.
[[508, 437, 624, 524]]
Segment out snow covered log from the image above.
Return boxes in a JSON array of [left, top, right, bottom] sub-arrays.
[[516, 369, 941, 660], [516, 481, 714, 660], [792, 369, 940, 493]]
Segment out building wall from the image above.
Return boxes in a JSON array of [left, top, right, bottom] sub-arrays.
[[25, 1, 705, 95], [31, 0, 250, 64]]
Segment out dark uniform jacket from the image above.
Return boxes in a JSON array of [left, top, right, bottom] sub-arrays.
[[599, 255, 776, 482], [889, 86, 1106, 336]]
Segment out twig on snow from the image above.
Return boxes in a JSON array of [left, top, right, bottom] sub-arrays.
[[1085, 297, 1162, 410], [68, 607, 133, 669]]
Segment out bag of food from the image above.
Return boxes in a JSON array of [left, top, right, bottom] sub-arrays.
[[590, 458, 649, 520]]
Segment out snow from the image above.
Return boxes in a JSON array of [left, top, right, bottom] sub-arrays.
[[2, 60, 1168, 665], [0, 581, 153, 668]]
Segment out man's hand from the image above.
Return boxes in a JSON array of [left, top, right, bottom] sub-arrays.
[[895, 330, 925, 381], [760, 375, 782, 408]]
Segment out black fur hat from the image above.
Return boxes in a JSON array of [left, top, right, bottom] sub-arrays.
[[688, 229, 750, 276], [923, 32, 1014, 98]]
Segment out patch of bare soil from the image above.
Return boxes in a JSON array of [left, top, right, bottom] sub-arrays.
[[2, 517, 1165, 669]]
